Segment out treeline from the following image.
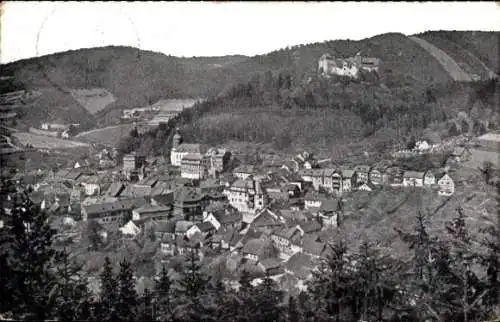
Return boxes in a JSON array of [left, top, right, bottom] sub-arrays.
[[0, 183, 499, 321]]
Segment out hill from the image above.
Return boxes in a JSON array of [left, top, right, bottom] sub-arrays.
[[2, 31, 498, 131]]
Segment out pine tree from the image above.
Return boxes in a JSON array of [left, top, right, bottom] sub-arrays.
[[444, 207, 488, 322], [4, 190, 59, 320], [155, 266, 173, 322], [253, 272, 284, 322], [235, 270, 256, 322], [138, 288, 153, 322], [53, 247, 92, 321], [99, 257, 118, 322], [116, 259, 138, 321], [307, 240, 354, 322], [286, 295, 303, 322], [352, 241, 400, 322], [174, 247, 209, 321]]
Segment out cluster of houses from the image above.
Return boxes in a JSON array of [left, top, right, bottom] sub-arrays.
[[0, 128, 461, 292]]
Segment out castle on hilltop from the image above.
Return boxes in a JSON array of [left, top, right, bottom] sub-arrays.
[[318, 52, 380, 79]]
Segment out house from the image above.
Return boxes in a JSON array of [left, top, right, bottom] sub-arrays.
[[437, 173, 455, 196], [449, 146, 472, 163], [169, 129, 207, 167], [282, 184, 301, 198], [173, 187, 206, 221], [282, 161, 299, 173], [152, 220, 176, 241], [323, 169, 342, 193], [218, 213, 242, 231], [358, 182, 376, 192], [180, 153, 210, 180], [223, 178, 268, 214], [132, 205, 171, 222], [258, 258, 284, 276], [119, 221, 141, 238], [414, 140, 431, 152], [270, 225, 304, 258], [403, 171, 425, 187], [340, 169, 356, 193], [317, 199, 341, 227], [205, 148, 231, 176], [354, 165, 371, 184], [299, 220, 322, 234], [240, 238, 270, 263], [160, 234, 177, 256], [80, 175, 104, 196], [423, 170, 436, 186], [386, 166, 404, 187], [233, 165, 255, 180], [301, 237, 330, 258], [211, 228, 236, 251], [310, 169, 324, 191], [81, 200, 135, 229], [106, 182, 125, 198], [202, 212, 221, 231], [186, 221, 216, 240], [304, 192, 328, 210], [285, 253, 316, 281], [369, 162, 390, 185], [298, 168, 315, 183], [174, 220, 196, 237], [123, 152, 146, 174], [250, 208, 285, 231]]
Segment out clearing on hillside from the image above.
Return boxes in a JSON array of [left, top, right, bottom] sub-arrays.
[[75, 124, 135, 147], [69, 88, 116, 114], [13, 132, 90, 149]]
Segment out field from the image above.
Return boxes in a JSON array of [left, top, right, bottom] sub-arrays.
[[153, 98, 200, 112], [12, 132, 90, 149], [75, 124, 135, 147], [464, 148, 500, 169], [69, 88, 116, 114]]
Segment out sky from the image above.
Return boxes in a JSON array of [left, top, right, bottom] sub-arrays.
[[1, 2, 499, 64]]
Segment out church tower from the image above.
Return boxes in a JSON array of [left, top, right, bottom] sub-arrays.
[[172, 128, 181, 149]]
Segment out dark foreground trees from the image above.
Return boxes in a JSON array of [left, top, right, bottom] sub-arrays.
[[0, 188, 499, 321]]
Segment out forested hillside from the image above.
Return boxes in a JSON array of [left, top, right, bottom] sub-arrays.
[[121, 65, 499, 159], [2, 31, 498, 130]]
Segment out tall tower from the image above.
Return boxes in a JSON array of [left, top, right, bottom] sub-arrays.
[[172, 128, 181, 150], [253, 179, 267, 211]]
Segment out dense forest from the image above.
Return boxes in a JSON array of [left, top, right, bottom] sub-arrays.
[[0, 183, 498, 321], [119, 67, 499, 159]]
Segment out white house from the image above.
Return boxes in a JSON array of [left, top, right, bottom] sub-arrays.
[[415, 140, 430, 152], [437, 174, 455, 196], [203, 213, 221, 231], [423, 171, 436, 186], [403, 171, 425, 187]]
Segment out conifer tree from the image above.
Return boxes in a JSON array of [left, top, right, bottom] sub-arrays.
[[351, 241, 400, 322], [116, 259, 138, 321], [99, 256, 118, 321], [235, 269, 256, 322], [174, 247, 209, 321], [53, 247, 92, 321], [155, 266, 173, 322], [286, 295, 303, 322], [5, 190, 59, 320], [307, 240, 354, 322], [138, 288, 153, 322], [254, 272, 284, 322]]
